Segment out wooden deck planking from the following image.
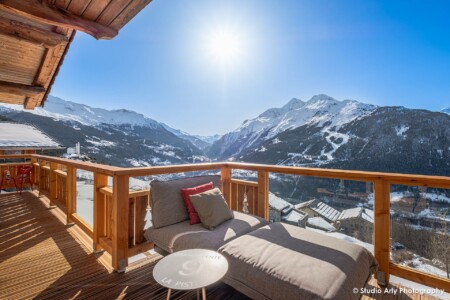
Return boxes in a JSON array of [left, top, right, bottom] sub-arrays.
[[0, 192, 442, 300]]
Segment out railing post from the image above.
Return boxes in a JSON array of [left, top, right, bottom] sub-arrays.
[[112, 175, 129, 272], [66, 166, 76, 224], [30, 157, 38, 187], [38, 160, 44, 195], [373, 179, 391, 285], [49, 162, 58, 205], [221, 167, 232, 209], [257, 171, 269, 220], [93, 173, 108, 252]]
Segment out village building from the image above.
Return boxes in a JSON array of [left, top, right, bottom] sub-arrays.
[[306, 217, 336, 232], [269, 193, 308, 227], [294, 199, 340, 223], [336, 207, 374, 243], [0, 122, 63, 155]]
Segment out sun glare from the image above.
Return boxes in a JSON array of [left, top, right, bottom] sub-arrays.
[[206, 29, 243, 66]]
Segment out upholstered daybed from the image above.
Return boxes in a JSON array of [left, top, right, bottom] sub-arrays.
[[144, 175, 378, 300]]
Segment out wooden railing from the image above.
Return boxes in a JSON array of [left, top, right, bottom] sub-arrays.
[[0, 154, 449, 292]]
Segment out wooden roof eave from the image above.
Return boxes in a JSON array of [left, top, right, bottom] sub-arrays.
[[0, 0, 152, 109]]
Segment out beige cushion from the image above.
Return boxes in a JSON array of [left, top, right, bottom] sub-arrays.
[[189, 188, 234, 230], [144, 211, 269, 253], [150, 175, 221, 229], [219, 222, 378, 300]]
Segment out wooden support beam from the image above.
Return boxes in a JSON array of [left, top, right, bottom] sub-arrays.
[[0, 15, 68, 47], [93, 173, 108, 252], [112, 175, 129, 272], [0, 80, 45, 98], [66, 166, 76, 224], [0, 0, 118, 40], [257, 171, 269, 220], [221, 167, 232, 209], [373, 179, 391, 285]]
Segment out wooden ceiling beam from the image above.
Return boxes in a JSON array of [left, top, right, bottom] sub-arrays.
[[0, 80, 46, 98], [0, 0, 118, 40], [0, 15, 69, 47]]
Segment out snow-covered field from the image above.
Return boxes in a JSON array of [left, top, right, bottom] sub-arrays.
[[75, 170, 150, 226], [368, 191, 450, 206]]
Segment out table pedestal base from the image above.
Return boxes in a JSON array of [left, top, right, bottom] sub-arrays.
[[166, 287, 206, 300]]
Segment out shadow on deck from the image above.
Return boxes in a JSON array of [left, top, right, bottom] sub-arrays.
[[0, 192, 440, 300], [0, 192, 247, 299]]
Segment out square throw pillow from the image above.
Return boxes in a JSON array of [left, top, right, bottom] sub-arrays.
[[181, 182, 214, 225], [189, 187, 234, 230]]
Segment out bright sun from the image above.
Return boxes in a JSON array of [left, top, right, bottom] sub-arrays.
[[206, 29, 243, 66]]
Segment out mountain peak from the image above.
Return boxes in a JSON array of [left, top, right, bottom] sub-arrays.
[[282, 98, 305, 111], [307, 94, 337, 103]]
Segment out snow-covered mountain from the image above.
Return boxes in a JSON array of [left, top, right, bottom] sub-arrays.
[[208, 94, 376, 159], [1, 96, 162, 128], [0, 96, 210, 167], [441, 107, 450, 114], [160, 123, 220, 150], [208, 94, 450, 181]]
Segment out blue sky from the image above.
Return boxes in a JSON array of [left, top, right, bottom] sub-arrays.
[[52, 0, 450, 136]]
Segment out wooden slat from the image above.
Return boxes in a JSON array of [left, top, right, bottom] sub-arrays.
[[109, 0, 152, 30], [94, 173, 108, 252], [67, 0, 92, 16], [66, 165, 76, 223], [221, 166, 232, 209], [374, 180, 391, 284], [54, 0, 72, 9], [247, 186, 255, 215], [257, 171, 269, 220], [95, 0, 131, 26], [134, 195, 148, 245], [0, 15, 68, 47], [49, 162, 58, 203], [82, 0, 112, 20], [0, 34, 45, 86], [0, 0, 118, 39], [230, 178, 258, 188], [231, 182, 238, 212], [128, 196, 135, 247], [111, 175, 129, 272], [237, 184, 245, 212]]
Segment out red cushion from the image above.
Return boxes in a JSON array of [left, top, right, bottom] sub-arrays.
[[181, 182, 214, 225]]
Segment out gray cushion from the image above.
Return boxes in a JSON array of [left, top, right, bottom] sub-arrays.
[[190, 188, 234, 230], [219, 222, 378, 300], [144, 211, 268, 253], [150, 175, 221, 229]]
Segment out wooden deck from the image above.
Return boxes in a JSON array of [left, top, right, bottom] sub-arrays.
[[0, 192, 441, 300]]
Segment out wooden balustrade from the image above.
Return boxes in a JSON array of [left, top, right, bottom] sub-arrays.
[[1, 154, 449, 292]]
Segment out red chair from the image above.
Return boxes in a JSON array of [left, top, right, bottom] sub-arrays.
[[13, 166, 33, 194]]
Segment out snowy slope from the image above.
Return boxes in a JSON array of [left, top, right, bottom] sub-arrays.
[[0, 96, 209, 167], [441, 107, 450, 114], [0, 96, 161, 128], [209, 94, 376, 159]]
